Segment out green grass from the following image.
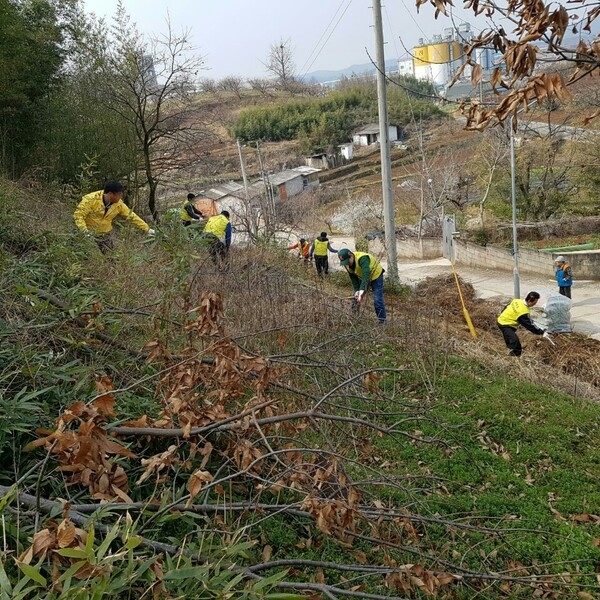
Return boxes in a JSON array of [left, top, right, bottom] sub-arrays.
[[520, 233, 600, 250]]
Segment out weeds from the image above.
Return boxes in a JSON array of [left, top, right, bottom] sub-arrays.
[[1, 184, 600, 598]]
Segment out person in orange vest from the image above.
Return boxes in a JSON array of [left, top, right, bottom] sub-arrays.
[[338, 248, 386, 324], [309, 232, 338, 276], [288, 238, 311, 265], [73, 181, 154, 253]]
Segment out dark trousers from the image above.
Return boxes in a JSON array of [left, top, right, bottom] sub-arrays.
[[96, 232, 116, 254], [498, 324, 522, 356], [559, 286, 571, 299], [370, 274, 386, 324], [200, 232, 226, 260], [314, 255, 328, 275]]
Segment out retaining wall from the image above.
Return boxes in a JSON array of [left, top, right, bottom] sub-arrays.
[[368, 237, 600, 280], [453, 241, 600, 280], [369, 237, 441, 259]]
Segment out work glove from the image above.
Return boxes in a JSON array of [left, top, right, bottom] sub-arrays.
[[147, 228, 155, 236], [542, 331, 556, 346], [354, 290, 364, 303]]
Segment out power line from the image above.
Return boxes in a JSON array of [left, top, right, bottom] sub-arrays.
[[298, 0, 349, 76], [383, 4, 401, 59], [300, 0, 354, 79]]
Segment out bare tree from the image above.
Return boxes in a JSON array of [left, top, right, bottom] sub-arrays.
[[101, 7, 209, 221], [263, 38, 298, 93], [218, 75, 245, 99], [472, 128, 509, 227], [198, 77, 218, 94], [247, 77, 275, 97]]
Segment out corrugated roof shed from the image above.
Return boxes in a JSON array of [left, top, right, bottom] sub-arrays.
[[354, 123, 380, 135], [269, 169, 303, 186], [292, 166, 321, 176]]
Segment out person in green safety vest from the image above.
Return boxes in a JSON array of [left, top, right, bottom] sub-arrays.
[[309, 232, 338, 276], [337, 248, 386, 324], [497, 291, 551, 356]]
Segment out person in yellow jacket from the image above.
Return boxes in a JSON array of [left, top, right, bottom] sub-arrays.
[[338, 248, 386, 324], [73, 181, 154, 253], [201, 210, 232, 265], [309, 232, 338, 276], [497, 291, 550, 356]]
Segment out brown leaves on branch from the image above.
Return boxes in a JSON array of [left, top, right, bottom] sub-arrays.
[[418, 0, 600, 127], [385, 564, 459, 597], [25, 393, 135, 502], [462, 72, 572, 129], [17, 517, 105, 583]]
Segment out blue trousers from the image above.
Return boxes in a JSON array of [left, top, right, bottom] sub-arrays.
[[370, 274, 386, 323]]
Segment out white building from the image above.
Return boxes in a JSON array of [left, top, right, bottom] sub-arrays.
[[352, 124, 400, 147]]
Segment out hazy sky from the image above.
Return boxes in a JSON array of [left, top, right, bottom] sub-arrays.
[[81, 0, 486, 79]]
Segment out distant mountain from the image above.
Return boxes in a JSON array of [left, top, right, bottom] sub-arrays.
[[301, 30, 599, 84], [302, 59, 398, 84]]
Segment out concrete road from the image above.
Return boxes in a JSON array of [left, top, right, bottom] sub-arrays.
[[397, 257, 600, 340], [327, 243, 600, 340]]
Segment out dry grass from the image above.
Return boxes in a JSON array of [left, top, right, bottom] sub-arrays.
[[411, 274, 600, 400]]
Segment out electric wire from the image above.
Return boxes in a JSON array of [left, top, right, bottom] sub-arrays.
[[298, 0, 349, 77], [383, 4, 401, 61], [300, 0, 354, 79]]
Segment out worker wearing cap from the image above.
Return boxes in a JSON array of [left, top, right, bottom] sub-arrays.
[[554, 255, 573, 299], [309, 232, 338, 276], [74, 181, 154, 253], [497, 291, 550, 356], [338, 248, 386, 324], [181, 193, 204, 226]]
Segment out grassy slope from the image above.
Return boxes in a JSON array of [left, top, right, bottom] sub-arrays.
[[1, 181, 600, 597]]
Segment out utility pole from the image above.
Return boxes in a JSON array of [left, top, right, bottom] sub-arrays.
[[509, 116, 520, 299], [236, 139, 250, 200], [372, 0, 399, 283]]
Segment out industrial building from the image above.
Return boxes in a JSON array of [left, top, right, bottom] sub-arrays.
[[399, 24, 500, 88]]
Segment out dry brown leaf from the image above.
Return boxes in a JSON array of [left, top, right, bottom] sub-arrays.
[[262, 545, 272, 562], [187, 468, 213, 504], [56, 520, 76, 548]]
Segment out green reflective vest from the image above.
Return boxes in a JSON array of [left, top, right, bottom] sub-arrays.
[[204, 214, 229, 239], [313, 239, 329, 256]]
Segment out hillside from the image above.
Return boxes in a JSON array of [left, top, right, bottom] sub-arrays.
[[1, 180, 600, 598]]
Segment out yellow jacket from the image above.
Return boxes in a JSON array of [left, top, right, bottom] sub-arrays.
[[203, 214, 229, 240], [497, 299, 530, 328], [74, 190, 149, 235]]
